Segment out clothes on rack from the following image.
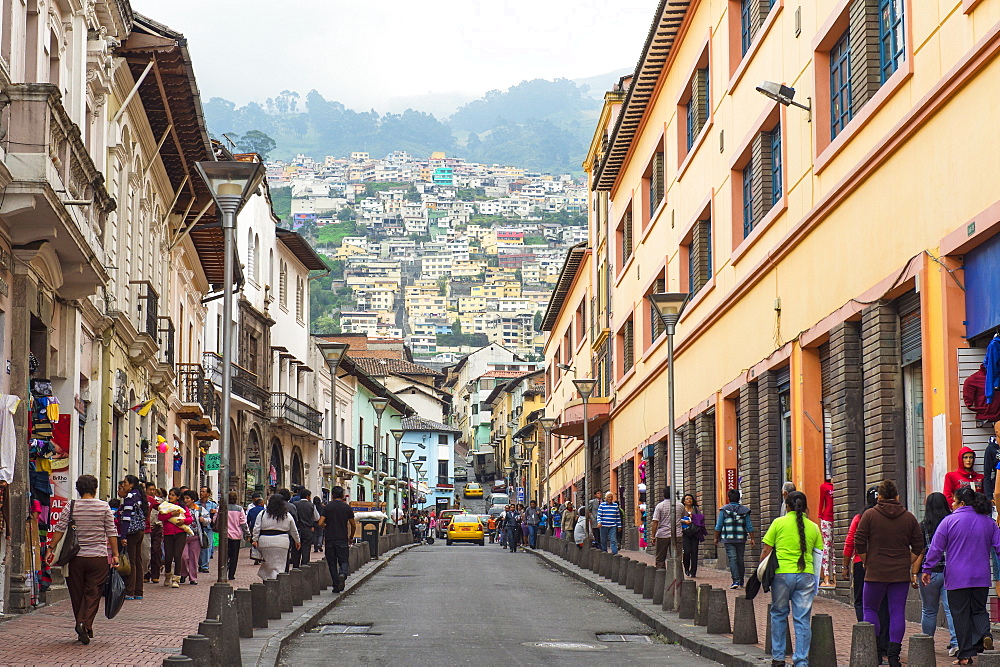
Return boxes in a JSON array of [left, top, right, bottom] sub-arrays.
[[0, 394, 19, 484], [985, 437, 1000, 499], [963, 366, 1000, 422], [985, 335, 1000, 404]]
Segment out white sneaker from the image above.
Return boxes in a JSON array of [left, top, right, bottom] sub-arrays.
[[948, 646, 959, 657]]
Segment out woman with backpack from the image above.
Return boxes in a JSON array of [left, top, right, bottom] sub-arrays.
[[119, 475, 149, 600], [761, 490, 824, 667], [679, 493, 706, 577]]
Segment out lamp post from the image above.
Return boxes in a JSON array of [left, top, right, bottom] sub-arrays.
[[520, 440, 537, 506], [316, 340, 349, 491], [395, 431, 410, 527], [538, 418, 557, 508], [648, 291, 689, 592], [370, 396, 390, 512], [572, 378, 597, 537], [194, 158, 266, 592]]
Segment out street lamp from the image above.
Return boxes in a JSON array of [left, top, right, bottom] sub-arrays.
[[572, 378, 597, 531], [538, 417, 557, 508], [194, 158, 266, 594], [649, 291, 689, 600], [755, 81, 812, 121], [370, 397, 390, 511], [521, 440, 538, 506], [316, 340, 349, 490]]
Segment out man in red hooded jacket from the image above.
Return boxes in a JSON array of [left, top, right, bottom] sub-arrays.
[[943, 446, 984, 502]]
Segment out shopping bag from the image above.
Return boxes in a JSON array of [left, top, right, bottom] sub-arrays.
[[104, 567, 126, 619], [115, 550, 131, 577]]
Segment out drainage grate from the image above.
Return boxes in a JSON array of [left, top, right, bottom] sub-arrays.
[[524, 641, 606, 651], [596, 634, 653, 643], [308, 623, 377, 635], [150, 647, 183, 654]]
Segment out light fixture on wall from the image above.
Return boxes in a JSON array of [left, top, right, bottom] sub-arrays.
[[755, 81, 812, 122]]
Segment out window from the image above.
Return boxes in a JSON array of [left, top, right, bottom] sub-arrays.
[[647, 151, 664, 217], [778, 376, 792, 487], [685, 68, 710, 150], [621, 319, 635, 375], [649, 277, 666, 342], [438, 459, 449, 486], [830, 31, 852, 140], [617, 210, 633, 269], [247, 230, 257, 282], [878, 0, 905, 83], [686, 217, 712, 296], [739, 0, 777, 55], [279, 261, 288, 308], [295, 277, 304, 322], [741, 164, 754, 237], [769, 127, 782, 207]]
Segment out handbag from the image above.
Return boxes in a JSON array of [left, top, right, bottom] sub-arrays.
[[116, 550, 131, 576], [199, 523, 210, 549], [104, 567, 126, 619], [54, 501, 80, 566]]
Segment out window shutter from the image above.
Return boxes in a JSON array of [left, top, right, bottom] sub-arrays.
[[776, 366, 791, 388], [690, 218, 713, 294], [897, 290, 921, 365], [849, 0, 882, 112], [623, 319, 635, 373], [651, 277, 666, 339], [651, 152, 665, 212], [622, 210, 633, 265], [691, 68, 710, 138]]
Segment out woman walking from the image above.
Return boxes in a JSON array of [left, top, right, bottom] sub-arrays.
[[551, 503, 562, 539], [562, 502, 576, 541], [158, 488, 191, 588], [761, 491, 824, 667], [923, 486, 1000, 665], [679, 494, 706, 577], [224, 492, 248, 580], [119, 475, 148, 600], [844, 487, 890, 658], [312, 495, 325, 552], [181, 489, 204, 585], [914, 492, 959, 657], [855, 480, 925, 667], [251, 493, 300, 580], [47, 475, 120, 645]]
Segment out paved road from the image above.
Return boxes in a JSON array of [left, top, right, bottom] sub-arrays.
[[280, 541, 715, 666]]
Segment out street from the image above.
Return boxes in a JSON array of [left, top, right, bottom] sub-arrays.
[[279, 540, 714, 666]]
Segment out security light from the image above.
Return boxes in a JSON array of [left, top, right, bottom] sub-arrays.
[[755, 81, 812, 120]]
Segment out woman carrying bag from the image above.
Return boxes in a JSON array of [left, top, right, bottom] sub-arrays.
[[760, 490, 824, 667], [181, 489, 205, 585], [251, 493, 300, 580], [46, 474, 120, 645], [679, 493, 706, 577], [224, 491, 248, 580], [119, 474, 148, 600]]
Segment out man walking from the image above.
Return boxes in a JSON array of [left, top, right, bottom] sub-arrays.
[[650, 488, 684, 569], [318, 486, 356, 592], [596, 492, 622, 554], [524, 500, 541, 548], [714, 489, 755, 588], [587, 489, 603, 551], [503, 505, 521, 553], [198, 487, 218, 573], [291, 488, 319, 567]]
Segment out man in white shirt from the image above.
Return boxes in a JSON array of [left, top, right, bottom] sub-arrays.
[[650, 488, 685, 569]]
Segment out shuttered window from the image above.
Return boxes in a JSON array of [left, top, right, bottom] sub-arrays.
[[830, 30, 852, 140], [649, 152, 664, 215], [650, 277, 666, 341], [623, 319, 635, 374], [897, 291, 921, 365], [878, 0, 905, 83], [742, 164, 754, 237], [621, 210, 633, 267], [686, 68, 710, 150], [687, 217, 713, 296]]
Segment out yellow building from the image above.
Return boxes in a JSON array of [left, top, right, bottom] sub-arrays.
[[543, 0, 1000, 560]]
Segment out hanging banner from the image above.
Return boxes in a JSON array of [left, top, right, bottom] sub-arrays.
[[49, 415, 73, 529]]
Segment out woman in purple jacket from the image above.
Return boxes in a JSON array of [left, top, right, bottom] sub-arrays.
[[922, 486, 1000, 665]]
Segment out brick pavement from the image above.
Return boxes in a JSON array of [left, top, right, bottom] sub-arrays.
[[620, 549, 957, 666], [0, 544, 322, 666]]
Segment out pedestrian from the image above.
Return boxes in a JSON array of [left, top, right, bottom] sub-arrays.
[[844, 486, 891, 660], [913, 492, 958, 657], [551, 503, 562, 539], [487, 512, 498, 543], [46, 474, 120, 645], [538, 504, 548, 538], [713, 488, 755, 588], [517, 503, 529, 546], [524, 500, 541, 548], [779, 481, 796, 517], [144, 483, 162, 585], [158, 487, 191, 588], [252, 493, 301, 581], [562, 502, 576, 541], [818, 478, 835, 588], [573, 506, 588, 547], [198, 486, 218, 573], [587, 490, 603, 550], [503, 505, 521, 553], [854, 479, 924, 667], [679, 493, 706, 577], [291, 488, 319, 567], [650, 488, 684, 569], [761, 490, 824, 667], [596, 492, 622, 554], [119, 474, 148, 600], [224, 491, 247, 581], [318, 485, 356, 591], [181, 489, 205, 585], [922, 486, 1000, 665], [312, 495, 326, 552]]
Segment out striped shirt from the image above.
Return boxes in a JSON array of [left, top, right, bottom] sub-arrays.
[[54, 498, 116, 558], [596, 502, 621, 528]]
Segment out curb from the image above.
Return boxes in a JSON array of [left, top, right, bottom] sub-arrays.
[[528, 547, 767, 666], [254, 543, 416, 666]]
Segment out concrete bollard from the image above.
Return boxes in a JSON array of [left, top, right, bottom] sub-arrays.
[[642, 565, 656, 600], [764, 604, 794, 657], [706, 588, 731, 634], [348, 545, 358, 573], [276, 572, 294, 613], [289, 568, 305, 606], [306, 562, 321, 596], [579, 544, 591, 571], [321, 557, 334, 588], [652, 568, 667, 605], [980, 651, 1000, 667], [604, 553, 615, 580], [906, 633, 935, 667], [632, 562, 647, 593], [661, 559, 683, 611], [163, 657, 194, 666], [732, 596, 758, 644], [197, 619, 224, 666], [849, 622, 878, 667], [808, 614, 836, 667], [263, 578, 282, 619], [249, 583, 269, 629], [694, 584, 712, 626], [568, 543, 578, 566], [611, 555, 624, 583], [678, 579, 697, 619], [234, 588, 254, 639], [218, 595, 242, 666], [180, 635, 211, 667], [624, 560, 636, 590]]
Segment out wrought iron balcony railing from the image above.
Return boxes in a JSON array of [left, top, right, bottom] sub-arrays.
[[270, 393, 322, 436]]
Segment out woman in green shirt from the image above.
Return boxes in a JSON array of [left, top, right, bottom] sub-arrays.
[[760, 491, 824, 667]]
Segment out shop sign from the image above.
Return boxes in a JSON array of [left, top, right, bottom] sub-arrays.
[[725, 468, 737, 491], [205, 453, 221, 471]]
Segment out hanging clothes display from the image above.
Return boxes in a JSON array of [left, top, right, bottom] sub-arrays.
[[963, 365, 1000, 422], [27, 379, 58, 596], [0, 394, 20, 484], [985, 335, 1000, 404]]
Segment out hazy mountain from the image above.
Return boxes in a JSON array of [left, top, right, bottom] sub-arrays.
[[573, 68, 634, 99]]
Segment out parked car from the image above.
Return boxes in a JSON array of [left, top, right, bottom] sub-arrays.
[[487, 493, 510, 508], [491, 480, 507, 494], [436, 509, 462, 538]]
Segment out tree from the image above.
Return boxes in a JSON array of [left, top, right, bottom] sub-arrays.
[[313, 315, 340, 334], [405, 185, 421, 203], [453, 319, 462, 335], [237, 130, 276, 159], [337, 206, 355, 222], [534, 311, 543, 331], [437, 276, 448, 296]]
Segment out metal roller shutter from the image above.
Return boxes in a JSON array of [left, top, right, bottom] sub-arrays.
[[897, 291, 921, 366]]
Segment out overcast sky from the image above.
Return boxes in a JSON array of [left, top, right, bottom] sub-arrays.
[[130, 0, 655, 115]]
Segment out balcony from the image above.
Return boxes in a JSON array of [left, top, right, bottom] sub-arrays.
[[551, 396, 612, 437], [270, 393, 322, 437], [335, 442, 356, 474], [176, 363, 219, 439], [203, 352, 268, 408]]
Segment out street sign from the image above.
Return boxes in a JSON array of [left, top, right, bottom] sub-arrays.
[[205, 453, 221, 471], [517, 487, 525, 502]]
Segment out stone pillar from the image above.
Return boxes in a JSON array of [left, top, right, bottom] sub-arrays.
[[695, 410, 717, 560], [757, 371, 781, 530], [860, 305, 905, 488], [738, 383, 760, 564]]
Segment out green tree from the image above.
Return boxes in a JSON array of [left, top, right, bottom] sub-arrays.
[[237, 130, 277, 159], [405, 185, 421, 203], [313, 315, 340, 334], [534, 311, 543, 331], [437, 276, 448, 296], [337, 206, 355, 222], [453, 319, 462, 335]]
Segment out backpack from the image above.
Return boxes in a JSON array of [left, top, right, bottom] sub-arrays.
[[720, 506, 748, 541]]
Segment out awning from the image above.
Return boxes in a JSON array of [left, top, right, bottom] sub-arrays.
[[552, 397, 612, 437]]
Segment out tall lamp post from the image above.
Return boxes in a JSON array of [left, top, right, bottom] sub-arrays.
[[538, 418, 557, 508], [370, 397, 390, 512], [521, 440, 538, 506], [194, 158, 266, 595], [413, 461, 425, 511], [572, 379, 597, 536], [316, 340, 349, 492], [648, 292, 689, 590]]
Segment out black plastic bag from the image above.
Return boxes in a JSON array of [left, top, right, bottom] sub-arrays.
[[104, 567, 126, 619]]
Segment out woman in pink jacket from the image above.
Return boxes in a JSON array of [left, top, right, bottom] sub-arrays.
[[225, 491, 248, 580], [158, 487, 192, 588]]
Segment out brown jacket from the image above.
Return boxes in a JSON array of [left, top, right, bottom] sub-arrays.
[[854, 499, 924, 582]]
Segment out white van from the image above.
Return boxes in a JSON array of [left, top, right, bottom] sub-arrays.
[[488, 493, 510, 507]]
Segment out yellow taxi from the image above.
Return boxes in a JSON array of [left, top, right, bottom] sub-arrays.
[[446, 514, 485, 546], [463, 482, 484, 498]]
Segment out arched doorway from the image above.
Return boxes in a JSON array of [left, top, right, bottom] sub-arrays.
[[290, 447, 304, 488], [269, 438, 283, 491], [245, 429, 262, 501]]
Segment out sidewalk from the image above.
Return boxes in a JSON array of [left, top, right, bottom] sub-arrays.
[[619, 549, 955, 666], [0, 545, 321, 666]]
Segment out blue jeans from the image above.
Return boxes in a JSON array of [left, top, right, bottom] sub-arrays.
[[771, 573, 817, 666], [527, 524, 537, 548], [599, 526, 619, 554], [919, 571, 958, 649], [724, 542, 747, 585], [199, 530, 214, 570]]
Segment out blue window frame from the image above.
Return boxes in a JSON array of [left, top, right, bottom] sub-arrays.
[[878, 0, 905, 83], [705, 218, 712, 278], [770, 125, 782, 206], [742, 164, 754, 238], [686, 99, 695, 150], [740, 0, 754, 55], [830, 31, 852, 140]]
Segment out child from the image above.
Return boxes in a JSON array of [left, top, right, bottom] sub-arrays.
[[157, 500, 194, 535]]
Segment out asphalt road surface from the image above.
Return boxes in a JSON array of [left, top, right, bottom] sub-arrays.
[[279, 539, 715, 666]]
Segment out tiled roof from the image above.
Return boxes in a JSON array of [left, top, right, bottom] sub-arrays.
[[482, 370, 530, 378], [353, 357, 443, 378], [401, 416, 461, 434]]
